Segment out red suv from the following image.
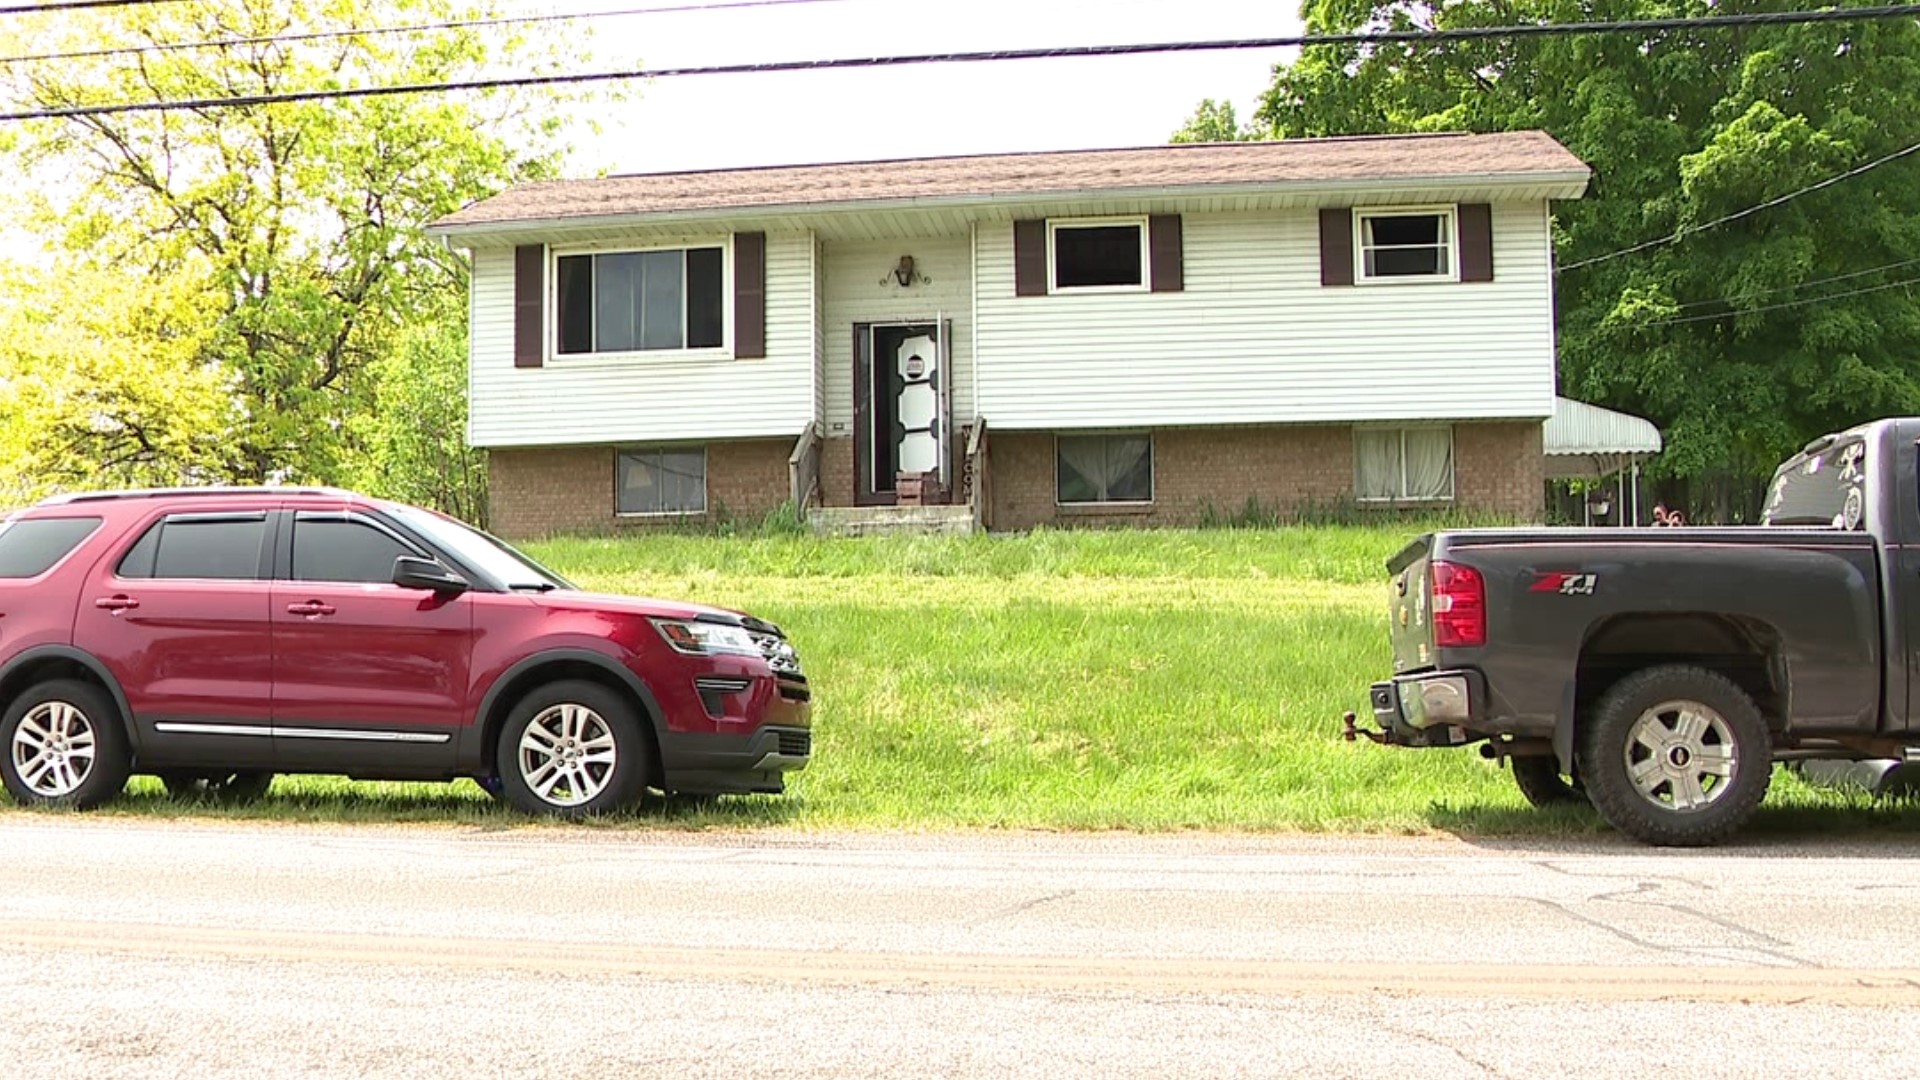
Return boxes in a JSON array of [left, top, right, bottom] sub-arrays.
[[0, 488, 811, 816]]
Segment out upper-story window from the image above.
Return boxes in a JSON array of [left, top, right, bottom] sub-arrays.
[[1356, 208, 1457, 282], [556, 247, 725, 354], [1050, 218, 1148, 291]]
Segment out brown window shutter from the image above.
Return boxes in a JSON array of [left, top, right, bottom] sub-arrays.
[[1148, 214, 1183, 292], [1318, 208, 1353, 287], [1458, 203, 1494, 282], [513, 244, 544, 368], [734, 231, 766, 358], [1013, 219, 1047, 296]]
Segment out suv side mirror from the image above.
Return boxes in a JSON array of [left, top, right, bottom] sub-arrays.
[[392, 556, 469, 595]]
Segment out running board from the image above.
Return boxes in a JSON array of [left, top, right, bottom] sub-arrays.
[[1905, 747, 1920, 763]]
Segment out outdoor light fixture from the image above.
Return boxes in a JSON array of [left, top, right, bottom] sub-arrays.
[[892, 254, 918, 287]]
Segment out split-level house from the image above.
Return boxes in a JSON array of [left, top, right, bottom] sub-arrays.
[[426, 131, 1591, 538]]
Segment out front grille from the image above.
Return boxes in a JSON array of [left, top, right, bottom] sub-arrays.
[[750, 631, 804, 677], [776, 729, 811, 758]]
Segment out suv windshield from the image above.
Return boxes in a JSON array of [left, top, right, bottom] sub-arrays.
[[1763, 437, 1867, 530], [387, 506, 575, 592]]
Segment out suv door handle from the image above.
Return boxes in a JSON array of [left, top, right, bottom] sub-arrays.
[[286, 601, 337, 617], [94, 595, 139, 613]]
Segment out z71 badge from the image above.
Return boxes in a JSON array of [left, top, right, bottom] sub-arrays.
[[1529, 571, 1597, 596]]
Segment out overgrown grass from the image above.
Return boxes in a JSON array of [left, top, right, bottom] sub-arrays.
[[25, 525, 1920, 838]]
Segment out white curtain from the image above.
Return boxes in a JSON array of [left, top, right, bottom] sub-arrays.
[[1355, 430, 1402, 500], [1059, 436, 1151, 502], [1403, 428, 1454, 500]]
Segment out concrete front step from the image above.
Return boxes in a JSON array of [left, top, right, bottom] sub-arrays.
[[807, 504, 977, 536]]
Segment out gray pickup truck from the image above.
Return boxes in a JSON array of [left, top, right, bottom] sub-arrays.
[[1349, 417, 1911, 846]]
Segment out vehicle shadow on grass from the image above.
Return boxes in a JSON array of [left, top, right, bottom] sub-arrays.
[[1424, 795, 1920, 854], [67, 778, 805, 831]]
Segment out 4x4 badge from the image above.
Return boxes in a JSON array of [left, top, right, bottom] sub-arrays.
[[1529, 571, 1597, 596]]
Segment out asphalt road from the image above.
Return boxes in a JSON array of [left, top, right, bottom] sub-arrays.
[[3, 817, 1918, 1078]]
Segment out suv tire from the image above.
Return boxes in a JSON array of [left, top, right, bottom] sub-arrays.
[[1577, 665, 1771, 847], [1, 679, 133, 809], [496, 679, 651, 818]]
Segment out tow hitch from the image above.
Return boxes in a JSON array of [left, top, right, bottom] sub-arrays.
[[1342, 711, 1393, 746]]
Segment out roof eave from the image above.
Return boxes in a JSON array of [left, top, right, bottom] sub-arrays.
[[425, 168, 1593, 239]]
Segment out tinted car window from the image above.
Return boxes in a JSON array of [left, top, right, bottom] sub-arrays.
[[144, 517, 269, 580], [293, 516, 418, 584], [0, 517, 102, 578]]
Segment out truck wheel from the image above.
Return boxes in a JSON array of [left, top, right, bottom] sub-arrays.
[[1, 679, 132, 810], [1576, 666, 1771, 847], [1511, 756, 1585, 808], [495, 680, 651, 818]]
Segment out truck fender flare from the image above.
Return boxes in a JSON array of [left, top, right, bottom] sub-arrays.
[[0, 645, 142, 751]]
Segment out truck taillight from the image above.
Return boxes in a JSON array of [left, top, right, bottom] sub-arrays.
[[1430, 560, 1486, 648]]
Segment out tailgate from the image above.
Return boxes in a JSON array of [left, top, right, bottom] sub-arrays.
[[1385, 535, 1435, 673]]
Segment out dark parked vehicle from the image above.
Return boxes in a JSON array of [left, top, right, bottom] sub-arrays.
[[1349, 417, 1913, 846], [0, 488, 810, 816]]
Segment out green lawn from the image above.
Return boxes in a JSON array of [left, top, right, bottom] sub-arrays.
[[32, 526, 1920, 836]]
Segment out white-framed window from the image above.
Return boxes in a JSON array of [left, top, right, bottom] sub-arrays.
[[556, 245, 726, 355], [1057, 433, 1154, 505], [617, 447, 708, 516], [1355, 207, 1457, 282], [1355, 427, 1455, 502], [1049, 218, 1149, 292]]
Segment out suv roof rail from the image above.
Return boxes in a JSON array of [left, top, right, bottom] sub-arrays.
[[38, 485, 361, 506]]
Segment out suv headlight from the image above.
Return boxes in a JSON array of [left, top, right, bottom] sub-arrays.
[[650, 618, 761, 658]]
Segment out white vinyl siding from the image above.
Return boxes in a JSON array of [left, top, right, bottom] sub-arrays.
[[820, 235, 974, 437], [973, 203, 1555, 430], [466, 232, 814, 447]]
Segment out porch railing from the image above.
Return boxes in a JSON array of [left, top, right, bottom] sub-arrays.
[[788, 421, 822, 514], [965, 416, 989, 530]]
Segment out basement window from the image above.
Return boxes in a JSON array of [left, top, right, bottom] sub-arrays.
[[617, 448, 708, 516], [1356, 209, 1456, 281], [1356, 427, 1454, 502], [1049, 219, 1147, 291], [1057, 434, 1153, 504]]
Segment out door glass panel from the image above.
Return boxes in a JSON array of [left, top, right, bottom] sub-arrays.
[[152, 519, 268, 580], [293, 517, 418, 584]]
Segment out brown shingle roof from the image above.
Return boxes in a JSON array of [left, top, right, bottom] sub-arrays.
[[431, 131, 1587, 231]]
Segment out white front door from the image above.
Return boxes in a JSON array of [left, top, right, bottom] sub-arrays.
[[893, 332, 941, 477]]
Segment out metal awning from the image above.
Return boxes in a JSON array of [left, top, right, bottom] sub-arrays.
[[1543, 397, 1662, 479]]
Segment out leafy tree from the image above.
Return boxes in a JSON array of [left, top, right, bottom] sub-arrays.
[[1172, 99, 1255, 143], [1196, 1, 1920, 513], [0, 0, 583, 516], [0, 262, 234, 505]]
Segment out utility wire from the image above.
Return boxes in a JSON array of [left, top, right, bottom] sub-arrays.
[[1635, 272, 1920, 327], [6, 6, 1920, 122], [0, 0, 854, 65], [0, 0, 181, 13], [1562, 136, 1920, 271], [1660, 255, 1920, 311]]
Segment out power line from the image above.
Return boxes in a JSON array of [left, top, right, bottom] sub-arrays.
[[1636, 272, 1920, 328], [0, 0, 853, 66], [1662, 255, 1920, 311], [6, 6, 1920, 122], [1562, 136, 1920, 271], [0, 0, 181, 13]]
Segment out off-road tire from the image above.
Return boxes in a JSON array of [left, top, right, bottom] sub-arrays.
[[1, 679, 132, 809], [1511, 755, 1585, 808], [495, 679, 651, 818], [1576, 665, 1771, 847]]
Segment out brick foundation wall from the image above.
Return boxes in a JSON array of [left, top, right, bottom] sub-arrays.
[[489, 438, 794, 539], [986, 422, 1544, 531]]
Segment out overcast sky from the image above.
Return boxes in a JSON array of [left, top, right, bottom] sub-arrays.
[[561, 0, 1304, 175]]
